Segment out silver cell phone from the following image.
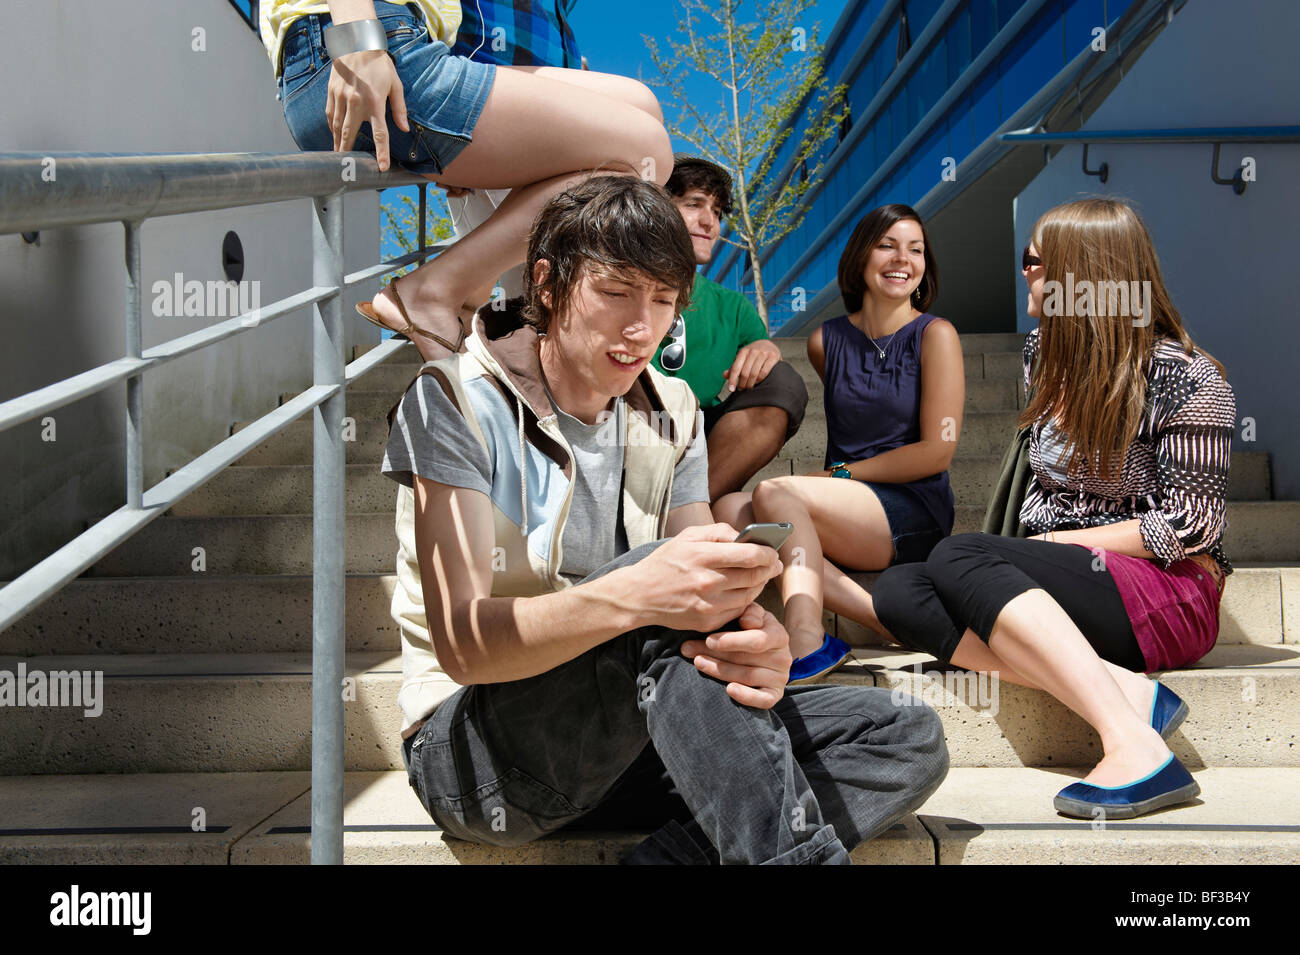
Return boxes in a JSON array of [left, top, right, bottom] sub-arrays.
[[735, 522, 793, 550]]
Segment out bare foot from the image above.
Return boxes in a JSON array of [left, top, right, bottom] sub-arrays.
[[1081, 726, 1170, 787], [369, 274, 466, 363]]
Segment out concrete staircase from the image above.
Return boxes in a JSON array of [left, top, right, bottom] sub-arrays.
[[3, 334, 1298, 864]]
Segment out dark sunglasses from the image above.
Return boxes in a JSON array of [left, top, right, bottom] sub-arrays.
[[1022, 246, 1043, 271], [660, 316, 686, 372]]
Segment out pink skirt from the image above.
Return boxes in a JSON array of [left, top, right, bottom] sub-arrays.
[[1101, 550, 1223, 672]]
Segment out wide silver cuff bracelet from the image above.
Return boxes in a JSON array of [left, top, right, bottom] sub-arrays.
[[323, 19, 389, 59]]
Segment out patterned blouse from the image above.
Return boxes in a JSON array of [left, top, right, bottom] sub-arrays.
[[1018, 328, 1237, 574]]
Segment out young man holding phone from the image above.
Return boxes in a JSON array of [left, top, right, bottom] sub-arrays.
[[383, 176, 948, 864]]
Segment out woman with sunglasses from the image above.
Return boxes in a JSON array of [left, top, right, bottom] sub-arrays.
[[714, 204, 965, 682], [870, 197, 1236, 818]]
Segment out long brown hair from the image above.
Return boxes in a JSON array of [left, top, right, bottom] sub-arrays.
[[1018, 197, 1222, 478], [837, 204, 939, 314]]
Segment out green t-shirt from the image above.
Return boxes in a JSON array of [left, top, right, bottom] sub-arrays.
[[652, 273, 770, 407]]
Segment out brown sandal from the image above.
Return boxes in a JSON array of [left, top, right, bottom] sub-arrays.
[[356, 277, 466, 353]]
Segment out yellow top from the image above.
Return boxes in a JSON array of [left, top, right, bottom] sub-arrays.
[[260, 1, 463, 75]]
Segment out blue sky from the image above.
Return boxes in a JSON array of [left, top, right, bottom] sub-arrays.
[[570, 0, 850, 153], [382, 0, 850, 259]]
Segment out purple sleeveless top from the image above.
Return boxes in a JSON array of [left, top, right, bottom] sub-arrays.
[[821, 313, 955, 534]]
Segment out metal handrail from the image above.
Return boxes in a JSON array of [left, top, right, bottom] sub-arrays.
[[1000, 126, 1300, 143], [1000, 126, 1300, 194], [0, 150, 439, 865]]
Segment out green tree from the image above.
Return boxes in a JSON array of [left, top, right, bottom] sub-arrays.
[[381, 187, 454, 275], [645, 0, 848, 328]]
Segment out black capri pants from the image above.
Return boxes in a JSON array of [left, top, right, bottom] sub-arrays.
[[873, 533, 1145, 671]]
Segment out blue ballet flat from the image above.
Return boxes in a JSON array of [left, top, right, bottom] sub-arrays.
[[788, 634, 853, 685], [1053, 753, 1201, 819], [1150, 681, 1189, 740]]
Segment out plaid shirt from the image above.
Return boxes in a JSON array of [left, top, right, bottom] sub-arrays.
[[451, 1, 582, 68]]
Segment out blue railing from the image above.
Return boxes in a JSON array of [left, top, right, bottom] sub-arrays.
[[226, 0, 261, 32], [709, 0, 1190, 335]]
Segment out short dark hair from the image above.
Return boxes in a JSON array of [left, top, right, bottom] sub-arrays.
[[523, 176, 698, 334], [837, 204, 939, 314], [664, 156, 734, 217]]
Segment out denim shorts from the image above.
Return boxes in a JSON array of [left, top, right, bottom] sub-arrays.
[[863, 481, 947, 565], [278, 1, 496, 174]]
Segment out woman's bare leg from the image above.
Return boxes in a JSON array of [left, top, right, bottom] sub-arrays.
[[751, 476, 894, 658], [821, 561, 889, 639], [980, 590, 1169, 785], [949, 629, 1159, 721], [715, 488, 893, 643], [367, 67, 673, 359]]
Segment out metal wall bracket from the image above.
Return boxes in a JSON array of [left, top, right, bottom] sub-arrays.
[[1210, 142, 1247, 195], [1082, 143, 1109, 183]]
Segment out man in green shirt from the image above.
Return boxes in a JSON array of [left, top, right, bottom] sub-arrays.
[[653, 158, 808, 500]]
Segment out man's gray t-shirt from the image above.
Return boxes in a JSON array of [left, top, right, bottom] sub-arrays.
[[383, 373, 709, 582]]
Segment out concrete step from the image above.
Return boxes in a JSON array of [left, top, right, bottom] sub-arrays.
[[281, 391, 404, 422], [171, 465, 395, 516], [3, 644, 1295, 774], [6, 766, 1289, 864], [84, 499, 1300, 578], [348, 362, 427, 394], [953, 332, 1026, 355], [0, 771, 312, 864], [234, 417, 393, 466], [11, 563, 1297, 658], [0, 770, 929, 865], [194, 442, 1265, 519], [918, 766, 1300, 864], [87, 513, 398, 576], [6, 574, 401, 656]]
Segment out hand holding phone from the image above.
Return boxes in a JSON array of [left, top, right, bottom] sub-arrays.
[[734, 522, 793, 551]]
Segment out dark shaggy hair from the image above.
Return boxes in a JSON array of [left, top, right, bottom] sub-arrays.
[[523, 176, 698, 333], [664, 156, 734, 217], [837, 204, 939, 314]]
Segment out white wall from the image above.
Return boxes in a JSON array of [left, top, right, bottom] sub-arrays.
[[1, 0, 382, 576], [1013, 0, 1300, 499]]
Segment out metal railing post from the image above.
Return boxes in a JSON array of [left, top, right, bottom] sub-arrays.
[[310, 190, 346, 865], [417, 182, 427, 261], [124, 220, 143, 510]]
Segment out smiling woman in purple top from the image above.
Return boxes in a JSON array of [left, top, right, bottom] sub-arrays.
[[714, 204, 965, 683]]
